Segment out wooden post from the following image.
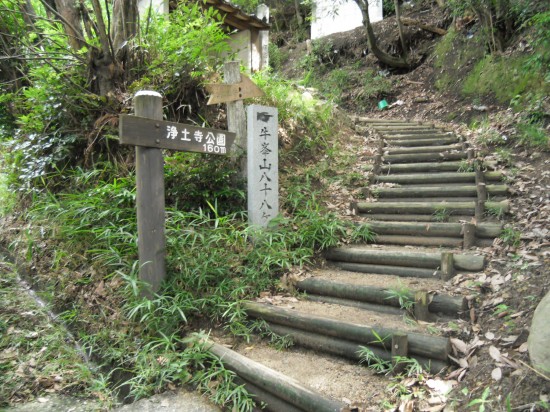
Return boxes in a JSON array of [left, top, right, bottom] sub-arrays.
[[256, 5, 270, 70], [224, 61, 247, 177], [462, 223, 477, 249], [467, 147, 475, 161], [475, 164, 487, 221], [414, 291, 430, 321], [441, 252, 455, 281], [134, 91, 166, 297], [392, 333, 409, 375]]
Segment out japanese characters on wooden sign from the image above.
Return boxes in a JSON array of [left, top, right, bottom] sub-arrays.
[[119, 114, 236, 155], [247, 105, 278, 227], [118, 92, 237, 297]]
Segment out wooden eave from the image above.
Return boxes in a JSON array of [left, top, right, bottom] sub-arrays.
[[200, 0, 270, 32]]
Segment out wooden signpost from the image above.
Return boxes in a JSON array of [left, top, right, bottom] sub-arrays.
[[119, 91, 236, 297], [119, 115, 236, 154], [205, 73, 264, 105]]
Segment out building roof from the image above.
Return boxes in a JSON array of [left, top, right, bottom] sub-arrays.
[[201, 0, 270, 31]]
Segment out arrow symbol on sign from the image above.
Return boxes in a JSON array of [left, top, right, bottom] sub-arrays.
[[205, 74, 265, 105]]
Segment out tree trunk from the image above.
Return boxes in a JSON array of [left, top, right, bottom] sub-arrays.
[[353, 0, 410, 69], [293, 0, 303, 27], [53, 0, 85, 51], [111, 0, 138, 57], [394, 0, 408, 59]]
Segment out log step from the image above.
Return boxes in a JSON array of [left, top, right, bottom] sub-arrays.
[[376, 171, 503, 184], [356, 123, 427, 133], [389, 137, 461, 147], [325, 246, 486, 271], [358, 213, 497, 223], [373, 184, 508, 198], [295, 277, 466, 317], [383, 132, 453, 139], [371, 234, 492, 247], [356, 200, 509, 215], [383, 151, 467, 164], [335, 261, 441, 278], [380, 130, 449, 136], [372, 127, 442, 133], [384, 144, 464, 154], [378, 131, 445, 138], [365, 221, 502, 239], [379, 160, 497, 174], [379, 161, 466, 173], [243, 302, 450, 372], [354, 116, 419, 124], [373, 235, 463, 247], [207, 341, 346, 412], [370, 197, 479, 203]]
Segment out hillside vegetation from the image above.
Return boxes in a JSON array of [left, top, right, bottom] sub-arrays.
[[0, 0, 548, 410]]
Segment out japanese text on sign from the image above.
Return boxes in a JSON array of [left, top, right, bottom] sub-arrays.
[[247, 105, 278, 227], [119, 115, 236, 155]]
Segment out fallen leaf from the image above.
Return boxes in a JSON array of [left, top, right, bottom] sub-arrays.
[[450, 338, 468, 355], [426, 379, 457, 394], [491, 367, 502, 381], [517, 342, 529, 353], [485, 331, 495, 340], [489, 345, 501, 362]]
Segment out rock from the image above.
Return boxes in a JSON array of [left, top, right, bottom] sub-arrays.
[[528, 290, 550, 374]]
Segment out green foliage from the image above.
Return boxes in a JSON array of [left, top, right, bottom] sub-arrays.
[[360, 69, 393, 101], [134, 3, 230, 89], [229, 0, 260, 13], [433, 206, 450, 222], [0, 159, 15, 217], [385, 285, 414, 311], [0, 261, 107, 407], [268, 42, 289, 71], [462, 54, 548, 105], [433, 29, 487, 91], [252, 70, 335, 153], [358, 346, 392, 373], [2, 2, 231, 196], [357, 346, 427, 378], [519, 123, 548, 148], [164, 152, 245, 213], [458, 159, 476, 173], [500, 227, 521, 247], [434, 11, 549, 151], [485, 203, 505, 219], [467, 387, 492, 412], [15, 147, 364, 405], [383, 0, 396, 16]]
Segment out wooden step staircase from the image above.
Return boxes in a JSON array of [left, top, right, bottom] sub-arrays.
[[206, 118, 508, 411]]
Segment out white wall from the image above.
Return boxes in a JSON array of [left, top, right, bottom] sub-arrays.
[[138, 0, 168, 16], [311, 0, 383, 40]]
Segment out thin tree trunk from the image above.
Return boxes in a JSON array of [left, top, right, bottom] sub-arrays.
[[394, 0, 408, 59], [111, 0, 138, 56], [353, 0, 410, 69], [294, 0, 303, 26], [53, 0, 85, 51]]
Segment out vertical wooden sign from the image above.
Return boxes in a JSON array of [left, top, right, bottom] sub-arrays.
[[134, 91, 166, 297], [247, 105, 278, 227]]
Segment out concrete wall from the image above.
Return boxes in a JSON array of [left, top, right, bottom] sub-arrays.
[[311, 0, 383, 40], [138, 0, 168, 16], [228, 30, 253, 70]]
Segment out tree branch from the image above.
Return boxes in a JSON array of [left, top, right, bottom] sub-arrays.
[[90, 0, 114, 60]]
